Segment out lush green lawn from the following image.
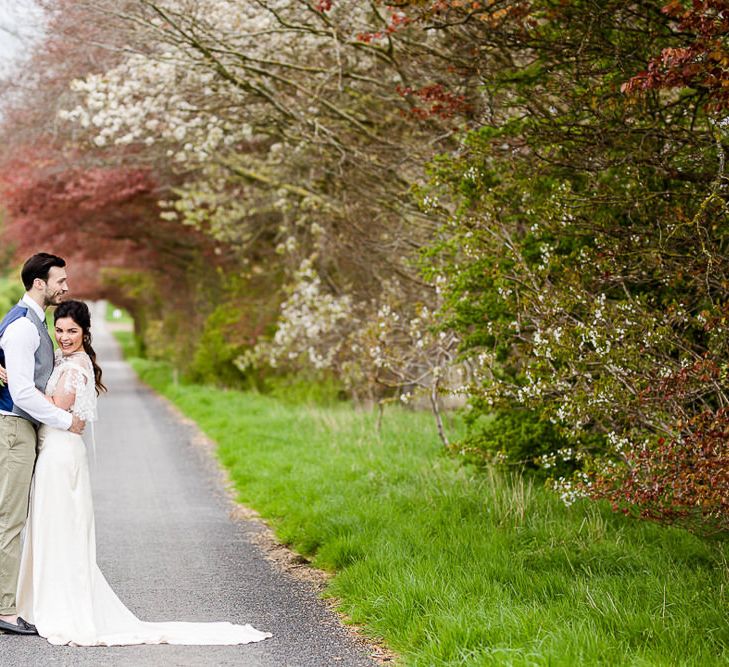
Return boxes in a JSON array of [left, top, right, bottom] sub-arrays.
[[128, 356, 728, 666], [105, 303, 134, 325]]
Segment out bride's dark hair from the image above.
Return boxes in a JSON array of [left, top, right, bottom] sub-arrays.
[[54, 300, 107, 394]]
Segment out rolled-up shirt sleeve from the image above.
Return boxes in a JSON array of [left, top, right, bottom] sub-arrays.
[[1, 318, 73, 430]]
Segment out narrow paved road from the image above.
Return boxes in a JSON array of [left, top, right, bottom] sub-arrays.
[[1, 304, 375, 666]]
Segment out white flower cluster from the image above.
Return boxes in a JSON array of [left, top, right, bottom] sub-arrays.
[[366, 300, 458, 378], [159, 167, 253, 243], [59, 51, 230, 163], [606, 431, 631, 454], [516, 370, 548, 401], [536, 447, 583, 470], [262, 258, 354, 370], [56, 0, 397, 262], [57, 0, 388, 150], [551, 473, 590, 507]]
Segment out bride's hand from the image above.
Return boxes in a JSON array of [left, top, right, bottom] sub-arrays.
[[0, 364, 6, 385], [69, 414, 85, 435]]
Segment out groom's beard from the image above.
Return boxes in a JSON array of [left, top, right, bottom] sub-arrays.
[[44, 291, 67, 308]]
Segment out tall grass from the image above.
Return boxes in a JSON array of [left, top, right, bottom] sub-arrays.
[[129, 357, 728, 666]]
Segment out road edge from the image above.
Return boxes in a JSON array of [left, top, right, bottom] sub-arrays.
[[139, 380, 397, 666]]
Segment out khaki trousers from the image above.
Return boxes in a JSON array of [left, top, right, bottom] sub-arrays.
[[0, 415, 36, 615]]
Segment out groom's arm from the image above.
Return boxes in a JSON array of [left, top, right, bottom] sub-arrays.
[[1, 318, 73, 431]]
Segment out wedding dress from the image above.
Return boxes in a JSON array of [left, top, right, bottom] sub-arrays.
[[15, 350, 272, 647]]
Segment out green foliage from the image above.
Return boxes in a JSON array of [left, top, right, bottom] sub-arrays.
[[113, 330, 141, 359], [15, 0, 726, 531], [103, 254, 286, 391], [263, 373, 346, 407], [0, 273, 23, 315], [105, 304, 134, 325], [419, 0, 729, 525], [188, 305, 248, 387], [127, 365, 729, 666], [128, 357, 176, 388], [101, 268, 159, 359], [121, 333, 345, 407], [459, 407, 573, 474]]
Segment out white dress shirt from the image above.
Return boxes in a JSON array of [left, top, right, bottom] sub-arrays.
[[0, 294, 72, 430]]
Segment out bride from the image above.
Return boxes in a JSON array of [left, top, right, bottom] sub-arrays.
[[10, 300, 272, 647]]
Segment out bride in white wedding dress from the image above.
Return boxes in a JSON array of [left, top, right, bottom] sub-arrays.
[[14, 300, 272, 647]]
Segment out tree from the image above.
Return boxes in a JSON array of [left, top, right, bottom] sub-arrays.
[[51, 0, 474, 407], [400, 0, 729, 527]]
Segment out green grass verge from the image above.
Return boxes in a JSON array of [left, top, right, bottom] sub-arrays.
[[126, 355, 728, 666], [112, 329, 141, 358], [105, 303, 134, 325]]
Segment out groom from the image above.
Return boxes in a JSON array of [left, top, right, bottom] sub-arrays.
[[0, 253, 85, 636]]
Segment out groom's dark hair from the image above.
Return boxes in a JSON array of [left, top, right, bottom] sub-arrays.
[[21, 253, 66, 291]]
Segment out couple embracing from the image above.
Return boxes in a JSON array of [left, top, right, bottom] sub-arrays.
[[0, 253, 271, 647]]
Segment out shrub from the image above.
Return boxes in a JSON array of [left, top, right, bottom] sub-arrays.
[[456, 406, 576, 476], [188, 306, 248, 387], [585, 409, 729, 534]]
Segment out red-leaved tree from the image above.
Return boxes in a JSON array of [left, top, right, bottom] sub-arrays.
[[622, 0, 729, 110]]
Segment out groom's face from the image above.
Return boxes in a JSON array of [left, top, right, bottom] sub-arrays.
[[42, 266, 69, 306]]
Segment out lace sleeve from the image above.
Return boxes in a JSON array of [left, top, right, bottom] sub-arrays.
[[56, 360, 98, 422]]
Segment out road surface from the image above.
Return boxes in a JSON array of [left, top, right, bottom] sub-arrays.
[[1, 304, 375, 666]]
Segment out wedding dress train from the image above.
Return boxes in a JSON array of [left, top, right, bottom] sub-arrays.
[[15, 352, 271, 647]]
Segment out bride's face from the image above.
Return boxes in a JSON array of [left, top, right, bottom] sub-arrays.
[[55, 317, 84, 356]]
